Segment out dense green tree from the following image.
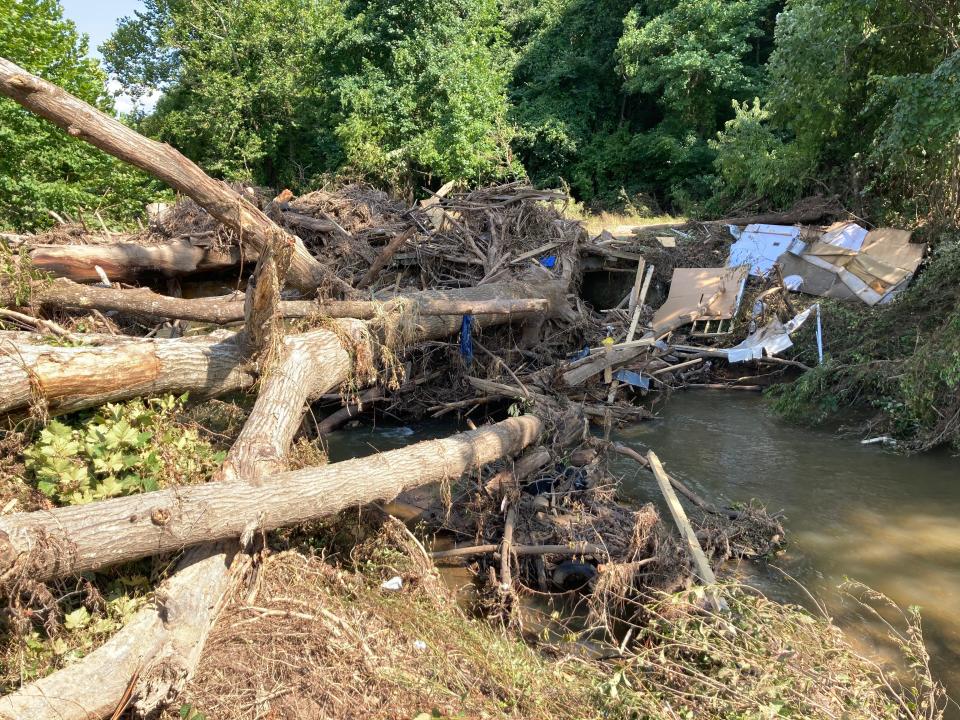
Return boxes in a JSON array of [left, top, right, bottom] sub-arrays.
[[328, 0, 517, 187], [0, 0, 158, 230], [504, 0, 636, 202], [504, 0, 778, 210], [104, 0, 517, 191], [713, 0, 960, 224]]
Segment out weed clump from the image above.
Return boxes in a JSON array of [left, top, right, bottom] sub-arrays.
[[22, 394, 226, 505]]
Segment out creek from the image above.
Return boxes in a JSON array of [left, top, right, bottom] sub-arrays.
[[325, 391, 960, 706]]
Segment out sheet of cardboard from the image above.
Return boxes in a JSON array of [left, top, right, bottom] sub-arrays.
[[652, 266, 749, 329]]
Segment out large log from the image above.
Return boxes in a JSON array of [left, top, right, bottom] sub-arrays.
[[0, 416, 541, 720], [26, 240, 245, 283], [0, 281, 561, 417], [0, 415, 542, 583], [0, 57, 344, 294], [4, 276, 551, 324], [0, 330, 254, 416]]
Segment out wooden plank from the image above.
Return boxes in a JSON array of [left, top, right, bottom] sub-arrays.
[[647, 451, 716, 585]]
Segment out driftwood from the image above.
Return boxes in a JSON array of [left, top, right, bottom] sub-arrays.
[[0, 329, 254, 416], [612, 443, 742, 520], [26, 240, 246, 283], [4, 276, 551, 324], [0, 417, 540, 720], [429, 542, 607, 561], [0, 416, 542, 583], [0, 281, 559, 417], [484, 446, 551, 497], [356, 227, 415, 289], [0, 57, 346, 294]]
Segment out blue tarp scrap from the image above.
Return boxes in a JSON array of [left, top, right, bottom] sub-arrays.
[[613, 369, 650, 390], [459, 313, 474, 365], [568, 344, 590, 361], [540, 255, 557, 269]]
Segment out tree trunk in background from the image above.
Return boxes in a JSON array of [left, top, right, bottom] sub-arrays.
[[0, 56, 346, 295], [3, 276, 551, 325]]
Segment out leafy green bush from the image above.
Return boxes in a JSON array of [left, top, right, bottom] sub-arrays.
[[24, 395, 225, 505]]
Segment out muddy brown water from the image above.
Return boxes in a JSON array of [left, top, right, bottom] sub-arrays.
[[612, 391, 960, 707], [325, 395, 960, 706]]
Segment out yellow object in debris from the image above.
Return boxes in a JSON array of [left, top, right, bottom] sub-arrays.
[[602, 336, 615, 347]]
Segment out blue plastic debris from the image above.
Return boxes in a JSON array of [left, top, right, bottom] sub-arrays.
[[568, 344, 590, 361], [459, 313, 474, 366], [613, 369, 650, 389], [540, 255, 557, 269]]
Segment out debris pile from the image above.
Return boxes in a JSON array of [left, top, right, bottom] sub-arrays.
[[0, 57, 935, 720]]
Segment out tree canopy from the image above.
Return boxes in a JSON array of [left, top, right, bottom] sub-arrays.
[[1, 0, 957, 229], [0, 0, 158, 230]]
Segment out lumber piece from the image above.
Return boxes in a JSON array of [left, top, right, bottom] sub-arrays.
[[645, 451, 716, 586], [612, 443, 741, 520], [26, 240, 245, 283], [499, 503, 518, 592], [607, 259, 647, 402], [0, 57, 344, 294], [561, 340, 654, 387], [0, 416, 542, 582]]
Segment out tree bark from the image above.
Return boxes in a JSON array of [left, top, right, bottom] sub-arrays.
[[0, 330, 254, 416], [0, 416, 542, 582], [356, 227, 414, 289], [26, 240, 245, 283], [6, 276, 551, 324], [0, 57, 344, 294], [0, 281, 560, 418], [0, 417, 540, 720]]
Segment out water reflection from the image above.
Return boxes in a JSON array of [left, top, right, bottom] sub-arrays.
[[611, 392, 960, 707]]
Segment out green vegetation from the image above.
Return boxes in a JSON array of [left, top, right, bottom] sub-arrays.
[[771, 235, 960, 451], [0, 0, 160, 231], [103, 0, 517, 193], [4, 0, 957, 224], [23, 394, 225, 504], [0, 572, 152, 690]]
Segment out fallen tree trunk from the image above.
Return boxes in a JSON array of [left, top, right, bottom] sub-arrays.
[[0, 415, 542, 583], [4, 276, 551, 324], [0, 330, 254, 416], [0, 416, 540, 720], [0, 281, 560, 417], [26, 240, 245, 283], [0, 57, 344, 294]]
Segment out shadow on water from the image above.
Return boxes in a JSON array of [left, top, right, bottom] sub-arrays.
[[610, 391, 960, 705]]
